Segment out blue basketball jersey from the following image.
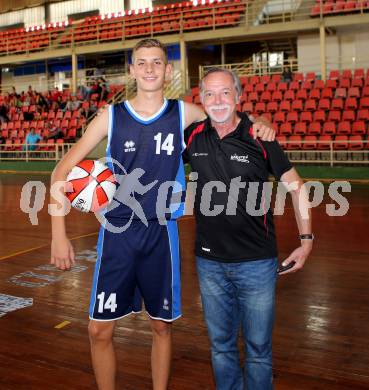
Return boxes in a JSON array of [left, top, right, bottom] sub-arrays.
[[104, 99, 186, 222]]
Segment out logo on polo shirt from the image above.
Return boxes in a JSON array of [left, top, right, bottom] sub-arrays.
[[230, 154, 249, 163], [124, 140, 136, 152], [192, 152, 208, 157]]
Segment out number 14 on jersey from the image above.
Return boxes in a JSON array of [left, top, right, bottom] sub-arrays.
[[154, 132, 174, 155]]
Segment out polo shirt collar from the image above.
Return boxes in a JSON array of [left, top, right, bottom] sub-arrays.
[[205, 112, 249, 138]]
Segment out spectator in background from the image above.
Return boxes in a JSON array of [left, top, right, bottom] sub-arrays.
[[23, 127, 41, 151], [77, 85, 89, 100], [100, 83, 109, 102], [0, 104, 9, 123], [28, 85, 34, 97], [282, 66, 293, 83], [51, 87, 62, 103], [46, 121, 64, 140], [35, 92, 49, 112], [11, 86, 19, 98], [65, 94, 81, 111]]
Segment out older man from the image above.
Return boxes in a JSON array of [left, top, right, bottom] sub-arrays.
[[184, 68, 313, 390]]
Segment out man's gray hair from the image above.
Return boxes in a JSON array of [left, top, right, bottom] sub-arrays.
[[199, 67, 243, 99]]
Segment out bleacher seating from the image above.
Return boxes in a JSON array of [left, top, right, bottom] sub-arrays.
[[188, 69, 369, 150], [0, 0, 245, 55], [0, 84, 123, 150], [311, 0, 369, 17]]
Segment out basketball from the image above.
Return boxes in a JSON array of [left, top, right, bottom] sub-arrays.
[[66, 159, 117, 213]]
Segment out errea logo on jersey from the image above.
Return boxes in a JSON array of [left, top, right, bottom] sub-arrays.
[[124, 140, 136, 152]]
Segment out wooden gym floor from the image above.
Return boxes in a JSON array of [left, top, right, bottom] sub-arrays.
[[0, 174, 368, 390]]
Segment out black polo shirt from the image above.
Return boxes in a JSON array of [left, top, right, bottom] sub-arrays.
[[184, 113, 293, 263]]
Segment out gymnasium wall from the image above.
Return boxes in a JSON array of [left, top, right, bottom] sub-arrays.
[[297, 26, 369, 75]]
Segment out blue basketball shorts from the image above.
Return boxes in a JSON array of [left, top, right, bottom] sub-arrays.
[[89, 219, 181, 322]]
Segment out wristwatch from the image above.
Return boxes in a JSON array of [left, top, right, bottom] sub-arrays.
[[299, 234, 314, 240]]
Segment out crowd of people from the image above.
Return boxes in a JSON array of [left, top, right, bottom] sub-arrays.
[[0, 77, 110, 125], [0, 77, 111, 151]]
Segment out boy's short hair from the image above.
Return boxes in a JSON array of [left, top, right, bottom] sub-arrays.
[[132, 39, 168, 63]]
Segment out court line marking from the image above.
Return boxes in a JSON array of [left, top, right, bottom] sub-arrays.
[[0, 232, 98, 262], [54, 320, 71, 329]]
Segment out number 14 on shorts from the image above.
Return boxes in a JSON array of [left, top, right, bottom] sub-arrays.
[[97, 292, 118, 313]]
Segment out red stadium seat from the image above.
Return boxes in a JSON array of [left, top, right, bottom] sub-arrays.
[[308, 122, 321, 135], [334, 135, 348, 150], [323, 122, 336, 135], [283, 90, 295, 101], [266, 83, 277, 92], [300, 111, 312, 123], [326, 79, 337, 89], [337, 121, 351, 135], [318, 98, 330, 111], [302, 135, 317, 150], [255, 83, 265, 94], [313, 110, 325, 123], [289, 81, 300, 91], [296, 89, 308, 101], [291, 100, 303, 112], [329, 70, 340, 80], [66, 128, 77, 140], [362, 86, 369, 97], [352, 121, 366, 135], [260, 91, 271, 102], [248, 92, 258, 103], [351, 78, 363, 88], [339, 78, 350, 89], [345, 98, 357, 110], [347, 87, 360, 98], [309, 89, 320, 100], [266, 101, 278, 113], [286, 111, 298, 123], [242, 102, 253, 113], [293, 73, 304, 82], [357, 109, 369, 121], [271, 91, 283, 102], [274, 111, 285, 124], [287, 135, 302, 150], [354, 69, 365, 79], [321, 88, 333, 99], [294, 122, 307, 135], [279, 123, 292, 136], [348, 135, 364, 150], [317, 135, 332, 150], [314, 79, 325, 90], [56, 110, 64, 119], [305, 99, 316, 111], [342, 69, 352, 79], [331, 98, 344, 110], [335, 88, 347, 98], [277, 82, 288, 92], [360, 97, 369, 109], [327, 110, 341, 122], [342, 110, 355, 122], [279, 100, 291, 112], [244, 84, 254, 93], [301, 80, 313, 90], [255, 102, 266, 114]]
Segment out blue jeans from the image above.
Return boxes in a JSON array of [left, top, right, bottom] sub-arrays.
[[196, 256, 278, 390]]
